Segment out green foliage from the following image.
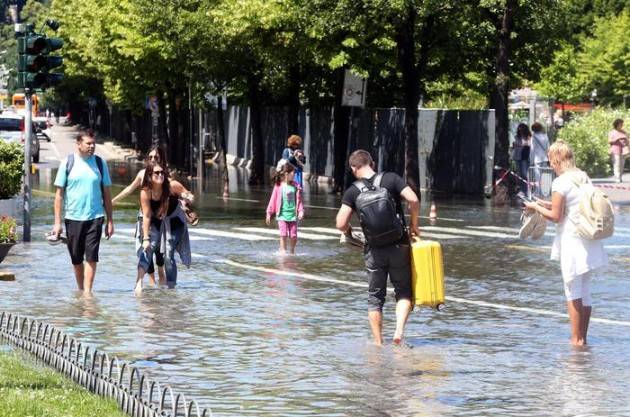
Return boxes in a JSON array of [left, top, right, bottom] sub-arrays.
[[578, 11, 630, 106], [536, 44, 584, 102], [557, 108, 630, 177], [0, 215, 17, 243], [0, 350, 128, 417], [537, 11, 629, 105], [0, 141, 24, 199]]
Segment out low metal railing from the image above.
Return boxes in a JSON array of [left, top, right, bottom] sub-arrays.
[[0, 312, 212, 417], [528, 166, 556, 198]]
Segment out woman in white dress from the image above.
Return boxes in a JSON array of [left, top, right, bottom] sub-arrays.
[[524, 140, 608, 346]]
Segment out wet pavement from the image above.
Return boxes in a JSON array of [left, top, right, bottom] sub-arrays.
[[2, 155, 630, 416]]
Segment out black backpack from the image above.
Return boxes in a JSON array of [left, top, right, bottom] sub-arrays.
[[353, 173, 405, 247]]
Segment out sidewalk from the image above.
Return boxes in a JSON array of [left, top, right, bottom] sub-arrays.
[[592, 176, 630, 205], [52, 124, 140, 163]]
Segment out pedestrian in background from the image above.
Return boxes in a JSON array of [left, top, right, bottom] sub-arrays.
[[608, 118, 628, 183], [336, 150, 420, 346], [530, 122, 550, 168], [530, 122, 551, 188], [282, 134, 306, 187], [524, 141, 608, 346], [136, 161, 192, 293], [52, 132, 114, 294], [512, 123, 532, 190], [113, 145, 171, 204], [266, 163, 304, 255]]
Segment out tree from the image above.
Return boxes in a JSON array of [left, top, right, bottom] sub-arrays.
[[472, 0, 566, 168], [577, 11, 629, 106], [536, 44, 583, 103], [537, 11, 629, 106]]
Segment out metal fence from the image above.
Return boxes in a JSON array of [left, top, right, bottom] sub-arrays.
[[0, 312, 212, 417], [528, 166, 555, 198]]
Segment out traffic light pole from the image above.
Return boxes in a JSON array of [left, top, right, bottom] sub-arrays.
[[23, 90, 33, 242]]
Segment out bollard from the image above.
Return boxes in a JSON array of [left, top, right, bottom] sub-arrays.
[[0, 271, 16, 281]]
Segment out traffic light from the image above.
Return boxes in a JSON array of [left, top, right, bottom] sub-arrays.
[[16, 30, 63, 90]]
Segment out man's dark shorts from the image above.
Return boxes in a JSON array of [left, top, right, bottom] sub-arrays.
[[364, 243, 412, 311], [65, 218, 104, 265]]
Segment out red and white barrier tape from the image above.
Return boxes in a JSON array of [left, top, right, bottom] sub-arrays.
[[494, 169, 536, 187], [596, 183, 630, 191]]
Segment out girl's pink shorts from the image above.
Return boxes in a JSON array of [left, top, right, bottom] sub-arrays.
[[278, 220, 297, 238]]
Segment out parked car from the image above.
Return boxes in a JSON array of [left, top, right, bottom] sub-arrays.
[[33, 116, 51, 142], [0, 115, 40, 163]]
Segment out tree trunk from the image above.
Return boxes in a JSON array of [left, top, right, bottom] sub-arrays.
[[332, 68, 349, 193], [396, 6, 421, 193], [167, 91, 180, 167], [287, 65, 300, 135], [247, 74, 265, 185], [217, 95, 229, 197], [157, 90, 169, 149], [491, 0, 517, 169]]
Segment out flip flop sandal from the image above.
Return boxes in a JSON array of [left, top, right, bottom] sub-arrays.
[[45, 231, 67, 245], [518, 212, 536, 240]]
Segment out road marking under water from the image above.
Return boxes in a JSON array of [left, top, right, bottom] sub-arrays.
[[298, 227, 463, 240], [473, 224, 630, 239], [423, 226, 517, 239], [220, 259, 630, 327], [193, 228, 275, 241], [216, 196, 261, 203], [234, 227, 338, 240]]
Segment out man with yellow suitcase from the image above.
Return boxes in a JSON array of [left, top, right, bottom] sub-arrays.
[[336, 150, 420, 346]]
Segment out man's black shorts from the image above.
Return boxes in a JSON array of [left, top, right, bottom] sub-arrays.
[[364, 243, 412, 311], [65, 218, 104, 265]]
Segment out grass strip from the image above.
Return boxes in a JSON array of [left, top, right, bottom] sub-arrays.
[[0, 348, 128, 417]]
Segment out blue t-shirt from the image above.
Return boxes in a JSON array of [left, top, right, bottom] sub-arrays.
[[54, 154, 112, 221]]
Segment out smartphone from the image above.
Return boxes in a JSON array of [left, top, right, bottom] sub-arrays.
[[516, 192, 534, 203]]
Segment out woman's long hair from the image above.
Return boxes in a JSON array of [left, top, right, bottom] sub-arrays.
[[142, 161, 171, 218], [516, 123, 531, 140], [273, 163, 295, 186], [145, 145, 168, 169]]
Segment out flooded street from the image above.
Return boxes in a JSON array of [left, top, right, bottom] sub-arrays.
[[2, 163, 630, 416]]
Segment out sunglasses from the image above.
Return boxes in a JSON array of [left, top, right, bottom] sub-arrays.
[[152, 170, 165, 177], [149, 154, 159, 160]]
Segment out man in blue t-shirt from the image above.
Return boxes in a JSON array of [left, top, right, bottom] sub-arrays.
[[52, 132, 114, 293]]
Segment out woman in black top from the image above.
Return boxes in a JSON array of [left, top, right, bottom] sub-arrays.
[[513, 123, 531, 190], [135, 161, 192, 293]]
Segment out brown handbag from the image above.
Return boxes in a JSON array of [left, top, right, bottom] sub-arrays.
[[179, 198, 199, 226]]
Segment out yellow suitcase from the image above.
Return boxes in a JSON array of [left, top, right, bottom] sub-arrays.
[[410, 238, 445, 310]]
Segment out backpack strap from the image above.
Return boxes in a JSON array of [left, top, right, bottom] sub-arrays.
[[95, 155, 105, 198], [95, 155, 104, 180], [373, 172, 385, 188], [353, 172, 384, 193], [65, 154, 75, 184], [63, 154, 74, 192]]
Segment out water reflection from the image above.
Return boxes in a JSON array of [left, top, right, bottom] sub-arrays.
[[2, 164, 630, 416]]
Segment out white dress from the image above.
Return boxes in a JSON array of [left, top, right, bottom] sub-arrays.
[[550, 170, 608, 282]]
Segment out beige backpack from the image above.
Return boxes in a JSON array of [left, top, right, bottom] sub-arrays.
[[568, 171, 615, 240]]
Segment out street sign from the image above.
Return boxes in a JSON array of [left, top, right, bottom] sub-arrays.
[[341, 70, 367, 108]]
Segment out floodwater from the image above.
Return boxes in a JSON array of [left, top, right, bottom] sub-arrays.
[[2, 163, 630, 416]]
